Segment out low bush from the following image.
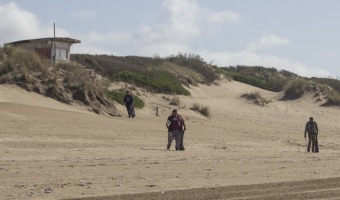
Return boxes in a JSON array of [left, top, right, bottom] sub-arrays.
[[241, 92, 270, 106], [190, 103, 210, 117], [281, 79, 310, 100], [322, 91, 340, 106]]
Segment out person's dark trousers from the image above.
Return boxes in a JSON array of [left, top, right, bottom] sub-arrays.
[[167, 130, 182, 150], [126, 104, 134, 117], [307, 133, 317, 152], [179, 130, 185, 151], [315, 135, 319, 153]]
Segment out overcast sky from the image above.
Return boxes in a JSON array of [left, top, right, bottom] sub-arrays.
[[1, 0, 339, 78]]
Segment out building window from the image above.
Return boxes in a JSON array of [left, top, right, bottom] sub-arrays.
[[56, 48, 67, 60]]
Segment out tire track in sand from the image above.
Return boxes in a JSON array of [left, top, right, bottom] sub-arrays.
[[64, 177, 340, 200]]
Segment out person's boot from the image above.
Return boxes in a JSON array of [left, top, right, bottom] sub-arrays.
[[167, 145, 170, 150]]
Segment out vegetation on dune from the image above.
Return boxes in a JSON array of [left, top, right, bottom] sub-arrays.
[[0, 46, 118, 116], [220, 65, 340, 107], [71, 51, 340, 107], [281, 79, 311, 100], [280, 78, 340, 106], [71, 53, 219, 95], [169, 96, 181, 106], [112, 70, 190, 95], [165, 53, 219, 84], [241, 92, 270, 106], [220, 65, 298, 92], [322, 91, 340, 106], [190, 103, 210, 118]]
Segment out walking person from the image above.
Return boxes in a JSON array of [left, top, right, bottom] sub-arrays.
[[166, 109, 185, 151], [304, 117, 319, 153], [123, 91, 135, 118]]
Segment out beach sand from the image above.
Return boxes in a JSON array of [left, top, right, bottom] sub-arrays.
[[1, 79, 340, 200]]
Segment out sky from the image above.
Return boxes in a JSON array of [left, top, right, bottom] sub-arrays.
[[0, 0, 339, 78]]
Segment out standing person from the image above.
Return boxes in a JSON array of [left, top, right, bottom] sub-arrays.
[[166, 109, 185, 151], [123, 91, 135, 118], [178, 114, 186, 151], [304, 117, 319, 153]]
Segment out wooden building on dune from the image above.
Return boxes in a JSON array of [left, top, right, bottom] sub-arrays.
[[5, 37, 81, 64]]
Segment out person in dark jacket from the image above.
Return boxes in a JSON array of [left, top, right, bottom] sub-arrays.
[[304, 117, 318, 152], [123, 91, 135, 118], [166, 109, 186, 151]]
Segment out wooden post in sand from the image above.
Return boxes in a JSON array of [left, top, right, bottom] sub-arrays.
[[156, 106, 159, 116]]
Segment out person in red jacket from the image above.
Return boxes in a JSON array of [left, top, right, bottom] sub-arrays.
[[166, 109, 186, 151]]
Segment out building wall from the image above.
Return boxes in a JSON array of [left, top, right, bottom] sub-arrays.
[[11, 40, 73, 63]]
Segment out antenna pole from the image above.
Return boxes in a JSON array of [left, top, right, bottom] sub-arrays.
[[53, 22, 56, 66]]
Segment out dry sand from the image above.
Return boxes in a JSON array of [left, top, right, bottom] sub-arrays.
[[1, 79, 340, 200]]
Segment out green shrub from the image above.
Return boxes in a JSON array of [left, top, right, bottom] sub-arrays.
[[112, 70, 190, 95], [105, 89, 145, 109]]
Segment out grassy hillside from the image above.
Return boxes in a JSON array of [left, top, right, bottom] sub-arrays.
[[71, 53, 219, 95], [219, 65, 298, 92]]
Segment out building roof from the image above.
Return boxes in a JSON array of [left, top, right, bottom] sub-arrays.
[[6, 37, 81, 45]]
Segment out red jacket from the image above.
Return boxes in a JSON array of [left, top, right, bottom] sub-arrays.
[[167, 114, 185, 132]]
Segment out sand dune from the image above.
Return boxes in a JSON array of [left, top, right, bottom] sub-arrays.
[[1, 79, 340, 200]]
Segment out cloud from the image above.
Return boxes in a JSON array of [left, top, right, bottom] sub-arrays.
[[247, 34, 291, 51], [209, 11, 240, 24], [133, 0, 200, 45], [0, 2, 69, 44], [69, 11, 96, 20], [0, 2, 41, 42]]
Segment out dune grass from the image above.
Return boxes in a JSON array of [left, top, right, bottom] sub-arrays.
[[190, 103, 210, 118], [241, 92, 270, 106], [0, 46, 118, 115]]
